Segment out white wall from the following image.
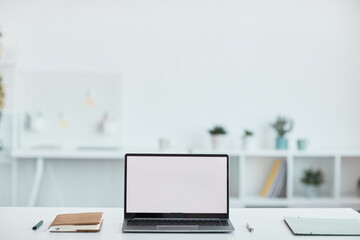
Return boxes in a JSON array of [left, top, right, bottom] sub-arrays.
[[1, 0, 360, 207], [1, 0, 360, 150]]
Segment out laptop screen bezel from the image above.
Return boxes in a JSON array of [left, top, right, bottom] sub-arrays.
[[124, 153, 230, 219]]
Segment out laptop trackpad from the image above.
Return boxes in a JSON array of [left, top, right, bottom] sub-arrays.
[[157, 225, 199, 231]]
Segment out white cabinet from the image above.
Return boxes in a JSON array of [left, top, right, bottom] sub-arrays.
[[198, 150, 360, 209]]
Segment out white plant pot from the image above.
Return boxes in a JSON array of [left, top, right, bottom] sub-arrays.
[[211, 135, 226, 150], [304, 185, 321, 198], [242, 137, 255, 151]]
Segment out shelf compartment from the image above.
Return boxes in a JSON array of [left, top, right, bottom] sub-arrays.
[[235, 196, 360, 208], [293, 157, 335, 198], [241, 197, 289, 207], [341, 157, 360, 198], [244, 156, 287, 199], [229, 155, 240, 198]]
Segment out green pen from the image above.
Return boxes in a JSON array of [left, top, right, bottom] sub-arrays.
[[32, 220, 43, 230]]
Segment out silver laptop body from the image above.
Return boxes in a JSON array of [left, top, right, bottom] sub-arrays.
[[122, 153, 235, 233]]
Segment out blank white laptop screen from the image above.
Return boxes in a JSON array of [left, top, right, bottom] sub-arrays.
[[126, 156, 227, 214]]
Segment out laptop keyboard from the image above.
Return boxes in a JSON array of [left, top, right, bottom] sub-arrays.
[[127, 219, 229, 226]]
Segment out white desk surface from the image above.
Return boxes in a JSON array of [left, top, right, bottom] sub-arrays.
[[1, 207, 360, 240]]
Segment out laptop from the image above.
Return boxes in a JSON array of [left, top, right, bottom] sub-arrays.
[[122, 153, 235, 233]]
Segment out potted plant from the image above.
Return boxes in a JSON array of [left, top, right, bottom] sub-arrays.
[[301, 169, 324, 198], [209, 125, 227, 150], [271, 116, 294, 150], [241, 129, 255, 151]]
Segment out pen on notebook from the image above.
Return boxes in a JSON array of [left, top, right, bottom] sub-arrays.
[[32, 220, 43, 230], [247, 223, 254, 232]]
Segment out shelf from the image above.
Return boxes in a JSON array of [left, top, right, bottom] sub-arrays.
[[193, 149, 360, 158], [7, 146, 360, 208], [244, 157, 287, 198], [244, 150, 288, 157], [338, 196, 360, 204], [230, 196, 360, 207], [291, 197, 339, 205], [292, 152, 338, 158], [293, 156, 335, 198], [11, 148, 126, 160], [241, 197, 288, 207], [200, 149, 360, 208], [339, 151, 360, 157], [191, 149, 242, 155]]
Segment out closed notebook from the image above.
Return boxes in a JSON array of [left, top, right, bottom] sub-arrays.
[[49, 212, 104, 232], [284, 217, 360, 236]]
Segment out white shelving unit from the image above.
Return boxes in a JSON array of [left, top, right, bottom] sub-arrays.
[[196, 149, 360, 209], [6, 147, 360, 208]]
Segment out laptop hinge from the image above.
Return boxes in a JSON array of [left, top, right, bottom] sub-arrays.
[[170, 213, 184, 218]]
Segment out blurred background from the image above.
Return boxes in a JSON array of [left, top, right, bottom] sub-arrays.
[[0, 0, 359, 209]]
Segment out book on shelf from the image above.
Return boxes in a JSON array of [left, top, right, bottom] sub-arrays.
[[269, 161, 286, 198], [261, 160, 286, 198]]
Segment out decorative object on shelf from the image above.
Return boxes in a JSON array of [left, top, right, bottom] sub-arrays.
[[59, 112, 70, 129], [301, 169, 324, 198], [297, 138, 308, 151], [99, 112, 118, 135], [85, 88, 96, 108], [24, 112, 45, 132], [241, 129, 255, 151], [0, 74, 4, 150], [209, 125, 227, 150], [271, 116, 294, 150], [33, 112, 44, 132]]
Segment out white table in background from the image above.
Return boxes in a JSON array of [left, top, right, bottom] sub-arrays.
[[0, 207, 359, 240], [11, 148, 126, 207]]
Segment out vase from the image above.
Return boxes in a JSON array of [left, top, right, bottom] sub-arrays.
[[276, 137, 288, 150], [297, 139, 308, 151], [211, 135, 225, 150], [304, 185, 321, 198]]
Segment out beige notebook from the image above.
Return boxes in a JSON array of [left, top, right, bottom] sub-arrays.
[[49, 212, 104, 232]]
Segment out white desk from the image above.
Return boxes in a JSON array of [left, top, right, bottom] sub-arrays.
[[1, 207, 359, 240]]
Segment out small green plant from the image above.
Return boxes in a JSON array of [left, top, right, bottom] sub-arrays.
[[243, 129, 254, 137], [301, 169, 324, 186], [209, 125, 227, 135], [271, 116, 294, 137]]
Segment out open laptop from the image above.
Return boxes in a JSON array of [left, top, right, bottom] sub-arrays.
[[122, 153, 235, 233]]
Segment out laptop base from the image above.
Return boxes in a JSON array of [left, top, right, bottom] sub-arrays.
[[122, 219, 235, 233]]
